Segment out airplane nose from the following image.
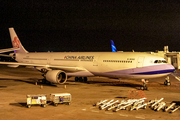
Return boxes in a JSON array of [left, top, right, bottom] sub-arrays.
[[167, 64, 175, 72]]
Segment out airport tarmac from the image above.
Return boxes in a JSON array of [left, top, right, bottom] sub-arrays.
[[0, 65, 179, 120]]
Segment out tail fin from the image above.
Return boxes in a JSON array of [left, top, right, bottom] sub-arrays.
[[9, 28, 28, 53], [110, 40, 117, 52]]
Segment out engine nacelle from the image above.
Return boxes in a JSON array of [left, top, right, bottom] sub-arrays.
[[45, 70, 67, 84], [9, 53, 16, 59]]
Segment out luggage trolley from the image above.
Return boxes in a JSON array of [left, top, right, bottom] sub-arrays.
[[26, 94, 47, 108], [50, 93, 71, 106]]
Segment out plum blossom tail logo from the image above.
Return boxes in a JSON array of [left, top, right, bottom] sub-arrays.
[[13, 37, 20, 48]]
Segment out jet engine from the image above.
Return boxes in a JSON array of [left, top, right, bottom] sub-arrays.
[[45, 70, 67, 84]]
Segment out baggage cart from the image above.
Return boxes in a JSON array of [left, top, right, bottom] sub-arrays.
[[50, 93, 71, 106], [26, 94, 47, 108]]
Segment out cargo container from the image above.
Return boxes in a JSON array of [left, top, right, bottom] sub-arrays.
[[26, 94, 47, 108], [50, 93, 71, 106]]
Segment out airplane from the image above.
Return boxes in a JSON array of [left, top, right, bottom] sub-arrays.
[[0, 28, 175, 90]]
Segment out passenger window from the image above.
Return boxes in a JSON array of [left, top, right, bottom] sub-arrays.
[[158, 60, 162, 63], [162, 60, 167, 63], [154, 60, 167, 63], [154, 60, 158, 63]]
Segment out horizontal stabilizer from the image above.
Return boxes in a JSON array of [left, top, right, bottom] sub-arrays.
[[0, 48, 19, 53], [0, 54, 12, 57]]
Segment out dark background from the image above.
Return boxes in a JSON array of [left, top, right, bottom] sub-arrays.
[[1, 1, 180, 52]]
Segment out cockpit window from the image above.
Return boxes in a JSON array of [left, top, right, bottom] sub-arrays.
[[154, 60, 167, 63]]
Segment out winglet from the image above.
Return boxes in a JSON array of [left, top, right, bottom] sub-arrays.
[[9, 28, 28, 53], [110, 40, 117, 52]]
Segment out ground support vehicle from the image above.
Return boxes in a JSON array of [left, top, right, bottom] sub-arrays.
[[50, 93, 71, 106], [26, 94, 47, 108]]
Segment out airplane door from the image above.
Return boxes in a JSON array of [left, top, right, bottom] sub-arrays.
[[93, 59, 98, 66], [93, 56, 99, 66], [47, 55, 51, 65], [137, 56, 144, 67]]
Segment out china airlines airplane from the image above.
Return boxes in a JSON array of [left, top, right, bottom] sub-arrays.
[[0, 28, 175, 90]]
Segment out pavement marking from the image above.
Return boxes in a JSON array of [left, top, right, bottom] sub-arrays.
[[152, 119, 156, 120], [119, 114, 128, 117], [91, 110, 99, 113], [135, 116, 145, 119], [104, 112, 113, 115], [82, 109, 86, 111]]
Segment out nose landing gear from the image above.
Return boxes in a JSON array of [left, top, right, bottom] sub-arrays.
[[164, 76, 171, 86], [141, 79, 148, 90]]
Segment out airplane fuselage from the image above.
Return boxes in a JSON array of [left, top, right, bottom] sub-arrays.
[[14, 52, 175, 79]]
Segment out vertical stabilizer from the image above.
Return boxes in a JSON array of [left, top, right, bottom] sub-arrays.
[[9, 28, 28, 53], [110, 40, 117, 52]]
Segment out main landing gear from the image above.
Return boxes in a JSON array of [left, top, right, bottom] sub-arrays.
[[42, 79, 51, 85], [164, 76, 171, 86], [75, 77, 87, 82], [141, 79, 148, 90]]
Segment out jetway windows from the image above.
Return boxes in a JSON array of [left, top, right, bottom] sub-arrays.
[[154, 60, 167, 63]]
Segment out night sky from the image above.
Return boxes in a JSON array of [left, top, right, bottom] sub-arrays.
[[1, 1, 180, 52]]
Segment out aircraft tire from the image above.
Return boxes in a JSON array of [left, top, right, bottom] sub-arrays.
[[66, 102, 70, 105], [79, 77, 83, 82], [27, 105, 31, 108], [83, 77, 87, 82], [42, 79, 46, 84], [141, 86, 148, 91], [42, 104, 46, 107], [75, 77, 79, 82], [167, 82, 171, 86], [54, 103, 58, 107], [46, 80, 51, 85], [164, 81, 167, 85], [144, 86, 148, 90]]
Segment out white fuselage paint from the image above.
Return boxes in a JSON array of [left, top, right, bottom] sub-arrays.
[[15, 52, 175, 79]]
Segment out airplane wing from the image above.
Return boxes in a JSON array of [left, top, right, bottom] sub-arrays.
[[0, 48, 19, 53], [0, 61, 87, 72]]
